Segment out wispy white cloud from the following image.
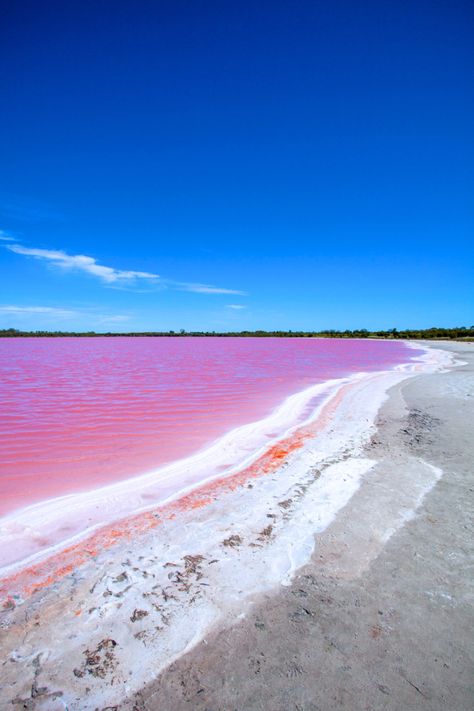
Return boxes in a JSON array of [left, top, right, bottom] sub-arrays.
[[227, 304, 246, 310], [3, 231, 247, 296], [6, 244, 160, 284], [0, 305, 134, 327], [178, 282, 247, 295], [0, 305, 76, 317]]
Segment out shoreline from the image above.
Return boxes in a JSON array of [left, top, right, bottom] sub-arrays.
[[0, 341, 446, 579], [0, 373, 363, 575], [123, 339, 474, 711], [0, 342, 469, 710]]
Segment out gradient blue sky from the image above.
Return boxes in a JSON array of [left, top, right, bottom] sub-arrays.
[[1, 0, 473, 332]]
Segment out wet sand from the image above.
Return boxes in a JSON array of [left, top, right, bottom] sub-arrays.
[[123, 341, 474, 711], [1, 342, 472, 710]]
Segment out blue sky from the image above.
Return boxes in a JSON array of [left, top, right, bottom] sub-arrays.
[[1, 0, 473, 332]]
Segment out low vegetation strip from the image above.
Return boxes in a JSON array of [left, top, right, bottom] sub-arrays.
[[0, 327, 473, 339]]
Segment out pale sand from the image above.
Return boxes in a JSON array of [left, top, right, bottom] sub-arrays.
[[0, 342, 472, 709]]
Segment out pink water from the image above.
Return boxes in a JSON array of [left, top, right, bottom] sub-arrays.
[[0, 337, 420, 517]]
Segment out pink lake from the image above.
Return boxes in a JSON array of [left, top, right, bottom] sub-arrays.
[[0, 337, 421, 517]]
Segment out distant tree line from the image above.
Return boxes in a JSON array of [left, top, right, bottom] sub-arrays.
[[1, 326, 473, 340]]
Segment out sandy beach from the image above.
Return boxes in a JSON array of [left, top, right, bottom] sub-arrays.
[[0, 341, 472, 710]]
